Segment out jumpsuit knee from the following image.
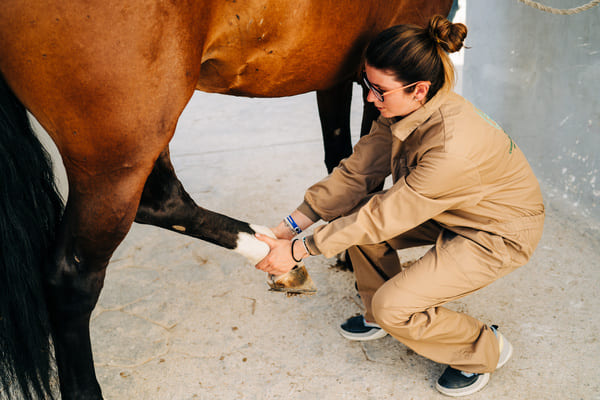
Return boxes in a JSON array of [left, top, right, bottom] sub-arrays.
[[359, 229, 516, 373]]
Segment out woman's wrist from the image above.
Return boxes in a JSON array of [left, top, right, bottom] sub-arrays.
[[291, 238, 309, 262], [284, 214, 302, 235], [275, 210, 314, 240], [272, 221, 295, 240]]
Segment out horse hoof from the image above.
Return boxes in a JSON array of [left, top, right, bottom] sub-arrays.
[[267, 263, 316, 295]]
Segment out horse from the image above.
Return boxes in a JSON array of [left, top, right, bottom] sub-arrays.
[[0, 1, 453, 398]]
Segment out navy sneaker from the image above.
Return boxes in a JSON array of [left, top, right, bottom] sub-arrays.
[[436, 367, 490, 397], [435, 325, 513, 397], [339, 315, 388, 341]]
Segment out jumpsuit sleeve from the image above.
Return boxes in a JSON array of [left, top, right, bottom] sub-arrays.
[[302, 118, 393, 222], [311, 151, 484, 258]]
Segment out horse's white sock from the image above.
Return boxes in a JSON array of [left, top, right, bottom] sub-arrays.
[[234, 224, 275, 265]]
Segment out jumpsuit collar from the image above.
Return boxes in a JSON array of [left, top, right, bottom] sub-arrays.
[[389, 86, 451, 141]]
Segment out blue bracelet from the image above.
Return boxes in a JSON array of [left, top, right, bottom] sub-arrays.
[[285, 215, 302, 235]]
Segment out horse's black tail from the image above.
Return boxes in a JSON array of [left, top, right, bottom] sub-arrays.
[[0, 75, 63, 399]]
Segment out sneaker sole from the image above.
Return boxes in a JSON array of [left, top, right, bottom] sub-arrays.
[[435, 373, 490, 397], [496, 331, 513, 369], [339, 327, 388, 341]]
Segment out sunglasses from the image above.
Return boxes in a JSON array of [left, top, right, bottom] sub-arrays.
[[362, 72, 419, 102]]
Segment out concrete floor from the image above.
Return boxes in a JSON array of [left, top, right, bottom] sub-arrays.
[[44, 87, 599, 399]]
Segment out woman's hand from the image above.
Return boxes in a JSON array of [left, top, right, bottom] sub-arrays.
[[254, 233, 298, 276]]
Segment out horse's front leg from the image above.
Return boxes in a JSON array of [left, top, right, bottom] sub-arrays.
[[316, 80, 354, 173], [45, 160, 161, 400], [135, 148, 315, 293], [135, 147, 272, 265]]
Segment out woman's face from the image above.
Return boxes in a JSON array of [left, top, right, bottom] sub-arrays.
[[364, 64, 429, 118]]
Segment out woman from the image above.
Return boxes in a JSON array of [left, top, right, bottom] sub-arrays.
[[255, 15, 544, 397]]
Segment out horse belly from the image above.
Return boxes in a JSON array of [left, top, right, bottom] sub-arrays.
[[194, 0, 454, 98], [194, 1, 373, 97]]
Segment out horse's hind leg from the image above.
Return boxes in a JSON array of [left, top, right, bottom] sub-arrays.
[[135, 147, 271, 265]]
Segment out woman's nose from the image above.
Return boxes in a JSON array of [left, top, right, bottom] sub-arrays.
[[366, 88, 377, 103]]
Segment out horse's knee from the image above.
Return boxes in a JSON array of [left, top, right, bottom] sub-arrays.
[[45, 253, 106, 319]]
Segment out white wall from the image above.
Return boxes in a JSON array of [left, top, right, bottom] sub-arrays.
[[463, 0, 600, 228]]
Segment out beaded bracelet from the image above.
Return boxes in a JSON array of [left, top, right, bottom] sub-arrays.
[[302, 236, 313, 256]]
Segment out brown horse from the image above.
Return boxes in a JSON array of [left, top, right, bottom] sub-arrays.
[[0, 1, 453, 399]]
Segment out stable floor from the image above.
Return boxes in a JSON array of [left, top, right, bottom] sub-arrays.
[[67, 88, 599, 399]]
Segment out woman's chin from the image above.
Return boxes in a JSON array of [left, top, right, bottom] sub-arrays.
[[378, 109, 393, 118]]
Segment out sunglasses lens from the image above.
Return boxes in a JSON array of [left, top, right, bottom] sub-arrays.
[[363, 73, 383, 102]]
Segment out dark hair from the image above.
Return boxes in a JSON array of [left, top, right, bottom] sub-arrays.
[[365, 15, 467, 100]]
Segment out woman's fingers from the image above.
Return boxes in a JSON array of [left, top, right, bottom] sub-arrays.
[[254, 235, 295, 275], [255, 232, 277, 247]]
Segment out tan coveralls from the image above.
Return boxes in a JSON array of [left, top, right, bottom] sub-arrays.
[[299, 89, 545, 374]]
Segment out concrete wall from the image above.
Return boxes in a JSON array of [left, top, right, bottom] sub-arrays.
[[463, 0, 600, 229]]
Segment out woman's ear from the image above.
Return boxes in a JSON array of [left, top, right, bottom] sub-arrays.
[[414, 81, 431, 103]]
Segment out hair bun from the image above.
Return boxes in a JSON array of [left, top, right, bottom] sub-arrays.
[[428, 15, 467, 53]]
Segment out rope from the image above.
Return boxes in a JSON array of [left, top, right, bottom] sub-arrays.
[[516, 0, 600, 14]]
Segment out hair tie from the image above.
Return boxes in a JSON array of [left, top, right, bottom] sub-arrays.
[[291, 239, 303, 263]]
